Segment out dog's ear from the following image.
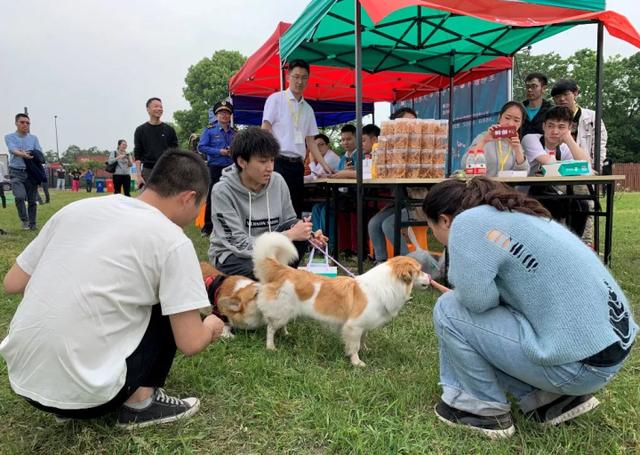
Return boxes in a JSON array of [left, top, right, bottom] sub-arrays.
[[217, 297, 242, 313], [236, 283, 259, 302], [391, 257, 421, 284]]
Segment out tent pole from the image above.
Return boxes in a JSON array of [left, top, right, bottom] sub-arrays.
[[279, 54, 286, 91], [446, 50, 455, 177], [355, 0, 364, 274], [594, 21, 604, 173]]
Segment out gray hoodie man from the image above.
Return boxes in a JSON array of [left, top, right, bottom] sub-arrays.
[[208, 165, 298, 270]]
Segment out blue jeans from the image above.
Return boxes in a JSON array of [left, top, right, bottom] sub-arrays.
[[368, 206, 408, 261], [433, 292, 625, 416]]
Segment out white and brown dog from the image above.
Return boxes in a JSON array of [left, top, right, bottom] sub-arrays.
[[252, 232, 432, 366]]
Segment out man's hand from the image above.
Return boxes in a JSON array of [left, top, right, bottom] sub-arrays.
[[220, 148, 230, 157], [310, 230, 329, 247], [203, 314, 225, 342], [137, 174, 145, 189], [286, 219, 314, 241], [16, 150, 33, 159]]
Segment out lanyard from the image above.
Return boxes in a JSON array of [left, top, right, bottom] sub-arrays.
[[496, 140, 511, 171], [285, 92, 302, 128]]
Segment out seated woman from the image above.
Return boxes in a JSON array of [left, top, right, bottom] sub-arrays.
[[424, 177, 636, 439], [522, 106, 591, 236], [461, 101, 529, 176]]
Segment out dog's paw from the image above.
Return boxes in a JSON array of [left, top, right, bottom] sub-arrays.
[[266, 344, 277, 351], [283, 325, 290, 336], [350, 354, 366, 367], [220, 325, 235, 339]]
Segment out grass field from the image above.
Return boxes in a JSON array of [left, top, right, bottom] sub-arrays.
[[0, 190, 638, 454]]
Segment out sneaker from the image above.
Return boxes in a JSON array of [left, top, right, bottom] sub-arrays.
[[526, 394, 600, 426], [21, 221, 30, 230], [434, 400, 515, 439], [117, 388, 200, 429]]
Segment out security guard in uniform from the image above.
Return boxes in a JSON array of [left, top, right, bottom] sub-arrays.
[[198, 100, 235, 236]]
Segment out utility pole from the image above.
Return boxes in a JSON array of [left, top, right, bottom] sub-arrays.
[[54, 115, 60, 161]]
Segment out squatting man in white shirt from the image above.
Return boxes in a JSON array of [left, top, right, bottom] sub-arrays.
[[1, 150, 225, 429]]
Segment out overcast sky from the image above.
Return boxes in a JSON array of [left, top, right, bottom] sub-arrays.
[[1, 0, 638, 155]]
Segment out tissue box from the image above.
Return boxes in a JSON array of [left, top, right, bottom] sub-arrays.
[[541, 160, 591, 177]]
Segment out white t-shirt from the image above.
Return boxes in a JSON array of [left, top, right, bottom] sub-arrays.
[[262, 89, 319, 159], [310, 150, 340, 175], [522, 133, 574, 175], [0, 195, 210, 409]]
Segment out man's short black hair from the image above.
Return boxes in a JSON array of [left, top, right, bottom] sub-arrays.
[[390, 107, 417, 120], [146, 149, 210, 202], [15, 113, 29, 122], [288, 59, 310, 74], [231, 127, 280, 172], [314, 133, 330, 144], [525, 72, 548, 86], [551, 79, 579, 97], [363, 124, 380, 138], [146, 97, 162, 108], [543, 106, 573, 124], [341, 124, 356, 135]]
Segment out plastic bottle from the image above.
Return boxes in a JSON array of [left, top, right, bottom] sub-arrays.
[[475, 149, 487, 175], [465, 149, 476, 175]]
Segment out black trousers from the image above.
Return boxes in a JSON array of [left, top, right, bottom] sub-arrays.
[[202, 165, 225, 234], [23, 304, 176, 419], [275, 156, 304, 218], [113, 174, 131, 196]]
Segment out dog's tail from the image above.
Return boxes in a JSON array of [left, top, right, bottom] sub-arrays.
[[253, 232, 299, 282]]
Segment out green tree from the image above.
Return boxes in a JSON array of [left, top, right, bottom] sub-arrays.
[[174, 50, 246, 146]]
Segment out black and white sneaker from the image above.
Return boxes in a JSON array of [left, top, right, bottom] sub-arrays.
[[117, 388, 200, 429], [526, 394, 600, 426], [434, 400, 515, 439]]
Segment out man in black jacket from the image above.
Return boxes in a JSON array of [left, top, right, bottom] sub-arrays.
[[133, 97, 178, 188], [521, 73, 551, 137]]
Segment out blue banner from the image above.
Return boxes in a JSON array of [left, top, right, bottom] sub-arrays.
[[399, 70, 510, 172]]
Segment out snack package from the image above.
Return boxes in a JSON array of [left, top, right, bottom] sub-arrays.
[[407, 148, 421, 164], [406, 164, 421, 178], [491, 125, 517, 139], [380, 120, 394, 136]]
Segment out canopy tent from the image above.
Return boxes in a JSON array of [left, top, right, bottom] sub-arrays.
[[280, 1, 640, 76], [230, 21, 512, 103], [279, 0, 640, 273]]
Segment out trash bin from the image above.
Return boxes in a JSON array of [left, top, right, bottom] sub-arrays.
[[106, 179, 114, 193], [96, 180, 105, 193], [130, 179, 137, 193]]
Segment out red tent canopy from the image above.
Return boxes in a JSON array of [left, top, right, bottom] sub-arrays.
[[228, 22, 512, 103], [360, 0, 640, 48]]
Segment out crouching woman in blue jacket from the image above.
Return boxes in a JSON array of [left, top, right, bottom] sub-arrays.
[[423, 176, 636, 439]]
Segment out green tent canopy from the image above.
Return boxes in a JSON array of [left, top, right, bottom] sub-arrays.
[[280, 0, 638, 77]]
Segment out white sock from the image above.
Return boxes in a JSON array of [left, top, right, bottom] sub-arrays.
[[123, 393, 153, 410]]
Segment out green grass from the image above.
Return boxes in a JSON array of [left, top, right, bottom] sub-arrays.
[[0, 190, 638, 454]]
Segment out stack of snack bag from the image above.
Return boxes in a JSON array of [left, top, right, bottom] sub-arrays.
[[373, 119, 448, 178]]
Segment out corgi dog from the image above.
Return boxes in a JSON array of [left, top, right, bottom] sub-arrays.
[[252, 232, 432, 366], [199, 263, 264, 334]]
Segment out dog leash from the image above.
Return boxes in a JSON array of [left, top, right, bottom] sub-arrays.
[[307, 239, 357, 278], [306, 239, 451, 293]]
